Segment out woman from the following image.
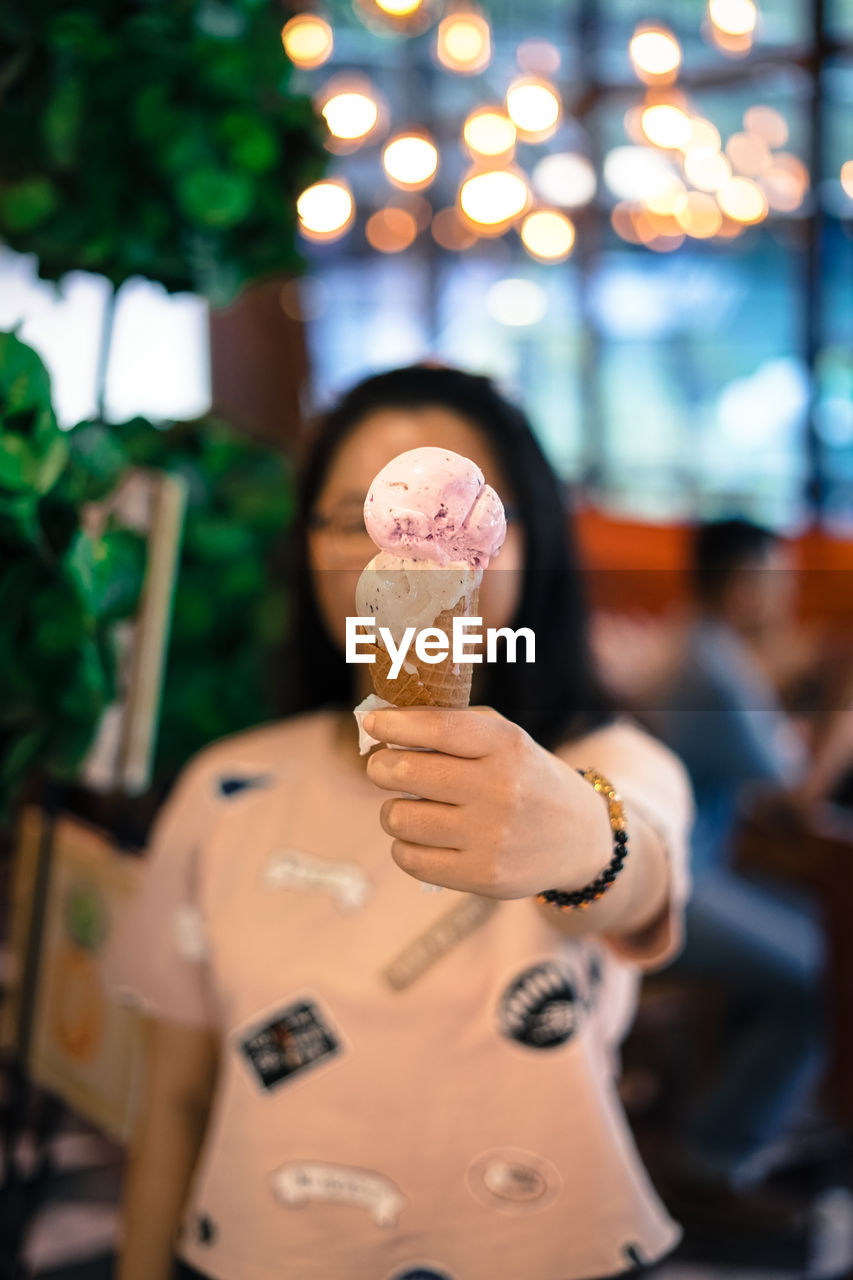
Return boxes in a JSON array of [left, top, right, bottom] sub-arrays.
[[110, 365, 693, 1280]]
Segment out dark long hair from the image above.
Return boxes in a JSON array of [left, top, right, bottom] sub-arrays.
[[285, 365, 616, 750]]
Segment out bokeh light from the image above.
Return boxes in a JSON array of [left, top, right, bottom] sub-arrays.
[[462, 108, 517, 159], [366, 207, 418, 253], [459, 167, 530, 230], [505, 78, 562, 142], [432, 207, 479, 250], [532, 153, 597, 207], [629, 24, 682, 83], [376, 0, 423, 14], [486, 278, 548, 326], [686, 117, 723, 152], [297, 180, 354, 240], [641, 104, 693, 150], [726, 131, 772, 177], [436, 9, 492, 75], [382, 133, 439, 189], [717, 176, 768, 223], [760, 153, 809, 212], [516, 39, 561, 76], [674, 191, 723, 238], [520, 209, 576, 261], [604, 146, 680, 202], [320, 89, 379, 142], [684, 147, 731, 191], [708, 0, 757, 36], [744, 105, 789, 148], [841, 160, 853, 200], [281, 14, 334, 69]]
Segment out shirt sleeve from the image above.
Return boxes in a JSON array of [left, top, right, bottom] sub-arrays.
[[559, 718, 694, 973], [104, 753, 219, 1029]]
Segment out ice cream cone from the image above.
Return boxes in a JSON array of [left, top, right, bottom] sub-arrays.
[[362, 585, 479, 709]]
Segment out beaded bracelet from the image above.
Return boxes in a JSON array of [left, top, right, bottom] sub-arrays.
[[536, 768, 629, 911]]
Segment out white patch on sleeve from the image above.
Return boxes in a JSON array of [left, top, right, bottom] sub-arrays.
[[174, 904, 209, 961]]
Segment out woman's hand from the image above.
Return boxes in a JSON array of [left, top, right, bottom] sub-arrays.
[[363, 706, 612, 898]]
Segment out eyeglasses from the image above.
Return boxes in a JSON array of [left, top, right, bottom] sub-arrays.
[[309, 504, 518, 566]]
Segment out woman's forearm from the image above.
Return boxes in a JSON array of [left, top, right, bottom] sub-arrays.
[[117, 1018, 218, 1280], [117, 1097, 209, 1280], [534, 800, 670, 940]]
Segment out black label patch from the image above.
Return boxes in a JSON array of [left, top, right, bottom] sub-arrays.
[[240, 999, 341, 1091], [498, 961, 580, 1048]]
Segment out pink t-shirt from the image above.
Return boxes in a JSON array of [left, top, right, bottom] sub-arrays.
[[108, 711, 692, 1280]]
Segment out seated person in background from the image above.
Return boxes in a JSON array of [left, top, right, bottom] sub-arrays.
[[651, 518, 835, 1195]]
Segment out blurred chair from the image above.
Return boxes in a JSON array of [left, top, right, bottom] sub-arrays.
[[732, 791, 853, 1130]]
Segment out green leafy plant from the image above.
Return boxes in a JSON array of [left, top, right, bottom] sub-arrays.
[[0, 330, 127, 817], [0, 329, 296, 818], [0, 0, 326, 302], [96, 413, 295, 773]]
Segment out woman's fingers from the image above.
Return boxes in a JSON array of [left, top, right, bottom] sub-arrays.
[[367, 747, 475, 803], [379, 797, 463, 850], [363, 706, 502, 758]]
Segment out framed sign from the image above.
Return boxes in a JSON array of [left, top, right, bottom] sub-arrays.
[[80, 467, 186, 795], [4, 808, 143, 1140]]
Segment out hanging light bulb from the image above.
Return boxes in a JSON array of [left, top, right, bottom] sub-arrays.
[[462, 108, 516, 159], [459, 167, 530, 233], [436, 6, 492, 74], [520, 210, 576, 262], [281, 14, 334, 69], [382, 132, 439, 189], [505, 77, 561, 143], [629, 23, 682, 84], [297, 180, 354, 241]]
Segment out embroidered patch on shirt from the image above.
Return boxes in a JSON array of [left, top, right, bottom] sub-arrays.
[[217, 774, 272, 798], [239, 999, 341, 1091], [466, 1146, 562, 1215], [194, 1214, 217, 1246], [622, 1242, 651, 1269], [386, 1269, 454, 1280], [497, 961, 582, 1049], [174, 904, 208, 961], [382, 894, 499, 991], [269, 1162, 407, 1227], [263, 849, 370, 912]]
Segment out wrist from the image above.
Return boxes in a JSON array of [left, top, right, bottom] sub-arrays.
[[538, 768, 629, 911]]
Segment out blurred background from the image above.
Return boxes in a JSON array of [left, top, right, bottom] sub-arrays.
[[0, 0, 852, 1276]]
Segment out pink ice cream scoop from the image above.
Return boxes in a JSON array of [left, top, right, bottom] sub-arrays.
[[364, 447, 506, 568]]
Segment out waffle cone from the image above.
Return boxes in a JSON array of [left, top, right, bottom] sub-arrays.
[[363, 586, 479, 709]]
